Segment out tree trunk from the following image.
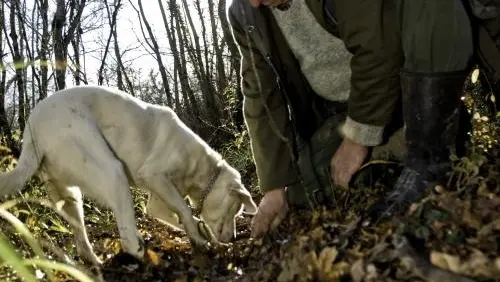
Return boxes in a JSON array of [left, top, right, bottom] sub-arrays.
[[38, 0, 49, 100], [52, 0, 86, 90], [71, 35, 81, 85], [9, 0, 26, 132], [171, 1, 199, 116], [53, 0, 66, 90], [110, 0, 134, 94], [30, 1, 37, 109], [99, 0, 120, 86], [173, 62, 180, 111], [0, 1, 18, 156], [194, 0, 211, 86], [218, 0, 244, 131], [208, 0, 227, 94], [136, 0, 172, 106], [112, 11, 124, 90], [157, 0, 187, 111], [18, 0, 29, 112], [180, 0, 221, 125]]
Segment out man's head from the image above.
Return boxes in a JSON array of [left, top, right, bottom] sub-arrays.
[[248, 0, 292, 9], [200, 161, 257, 242]]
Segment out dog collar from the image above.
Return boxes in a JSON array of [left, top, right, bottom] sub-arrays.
[[192, 161, 223, 217]]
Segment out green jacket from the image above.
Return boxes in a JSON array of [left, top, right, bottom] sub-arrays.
[[227, 0, 403, 193]]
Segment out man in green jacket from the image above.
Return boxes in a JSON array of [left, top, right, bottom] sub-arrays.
[[227, 0, 473, 237]]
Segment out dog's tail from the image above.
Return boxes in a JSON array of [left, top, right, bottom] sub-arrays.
[[0, 127, 42, 196]]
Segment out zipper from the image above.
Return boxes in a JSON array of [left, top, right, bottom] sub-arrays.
[[265, 54, 283, 91], [265, 53, 294, 119], [265, 53, 300, 159]]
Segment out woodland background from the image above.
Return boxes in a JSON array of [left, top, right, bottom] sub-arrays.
[[0, 0, 253, 177]]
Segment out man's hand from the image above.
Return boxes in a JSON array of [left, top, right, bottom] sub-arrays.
[[250, 188, 288, 238], [330, 138, 369, 188], [248, 0, 290, 8]]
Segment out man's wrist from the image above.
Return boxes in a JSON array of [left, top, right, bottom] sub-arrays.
[[340, 116, 384, 147]]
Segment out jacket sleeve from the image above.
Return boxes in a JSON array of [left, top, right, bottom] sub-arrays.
[[227, 5, 299, 193], [333, 0, 404, 147]]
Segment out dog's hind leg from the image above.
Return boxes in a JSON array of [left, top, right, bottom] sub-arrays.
[[46, 182, 102, 265], [101, 168, 145, 258], [50, 131, 144, 260], [76, 153, 144, 259]]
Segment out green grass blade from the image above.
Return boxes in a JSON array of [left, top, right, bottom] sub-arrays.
[[23, 259, 96, 282], [0, 207, 56, 281], [0, 234, 38, 282]]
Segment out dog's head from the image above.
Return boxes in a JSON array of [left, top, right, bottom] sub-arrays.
[[200, 162, 257, 242]]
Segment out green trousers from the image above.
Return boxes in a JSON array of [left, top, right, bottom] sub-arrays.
[[287, 0, 474, 209], [397, 0, 473, 72]]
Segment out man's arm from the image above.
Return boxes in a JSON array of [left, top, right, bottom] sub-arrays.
[[333, 0, 404, 147], [227, 3, 299, 193]]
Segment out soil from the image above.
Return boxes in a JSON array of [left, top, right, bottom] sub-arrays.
[[1, 155, 499, 282], [58, 167, 500, 282]]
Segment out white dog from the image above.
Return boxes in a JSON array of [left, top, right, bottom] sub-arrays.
[[0, 85, 257, 264]]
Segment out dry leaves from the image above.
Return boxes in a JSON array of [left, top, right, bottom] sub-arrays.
[[307, 247, 350, 282], [277, 246, 350, 282], [350, 259, 380, 282], [431, 249, 500, 279]]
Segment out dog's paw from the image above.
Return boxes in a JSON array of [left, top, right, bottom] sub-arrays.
[[118, 235, 146, 262]]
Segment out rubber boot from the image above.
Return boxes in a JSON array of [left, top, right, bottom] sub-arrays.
[[365, 70, 468, 223]]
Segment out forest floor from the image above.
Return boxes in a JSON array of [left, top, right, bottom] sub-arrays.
[[1, 148, 499, 282]]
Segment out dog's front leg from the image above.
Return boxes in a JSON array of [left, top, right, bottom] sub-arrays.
[[142, 174, 208, 248], [146, 193, 183, 231]]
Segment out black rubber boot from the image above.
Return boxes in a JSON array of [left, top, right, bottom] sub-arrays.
[[365, 70, 468, 223]]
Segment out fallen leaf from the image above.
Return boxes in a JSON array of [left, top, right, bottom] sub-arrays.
[[430, 251, 461, 273], [365, 264, 379, 281], [174, 275, 188, 282], [431, 250, 500, 278], [477, 218, 500, 237], [350, 259, 366, 282], [471, 68, 480, 83], [146, 249, 161, 265]]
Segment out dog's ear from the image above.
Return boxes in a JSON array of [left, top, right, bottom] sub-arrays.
[[230, 185, 258, 215]]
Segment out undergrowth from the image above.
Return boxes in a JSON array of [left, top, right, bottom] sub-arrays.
[[0, 125, 256, 282], [0, 69, 497, 281]]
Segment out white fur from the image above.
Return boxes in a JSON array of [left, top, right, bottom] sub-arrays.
[[0, 85, 257, 264]]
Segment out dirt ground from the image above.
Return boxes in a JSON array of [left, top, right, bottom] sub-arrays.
[[75, 190, 499, 282], [0, 145, 499, 282], [45, 156, 499, 282]]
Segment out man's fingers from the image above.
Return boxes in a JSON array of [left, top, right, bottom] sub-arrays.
[[251, 217, 271, 238], [330, 157, 339, 186], [332, 159, 346, 187], [250, 188, 288, 238], [270, 208, 286, 230], [332, 157, 359, 188], [330, 138, 369, 188], [270, 200, 288, 230], [338, 167, 350, 187], [250, 208, 272, 238]]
